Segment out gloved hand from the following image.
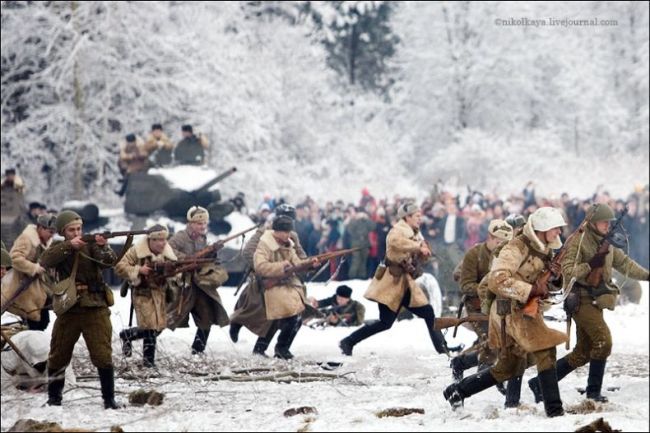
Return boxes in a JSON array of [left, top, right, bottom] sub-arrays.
[[588, 252, 607, 269], [528, 280, 548, 300]]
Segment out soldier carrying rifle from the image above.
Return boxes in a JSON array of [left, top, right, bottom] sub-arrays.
[[115, 224, 207, 368], [306, 285, 366, 328], [528, 203, 649, 404], [339, 203, 452, 357]]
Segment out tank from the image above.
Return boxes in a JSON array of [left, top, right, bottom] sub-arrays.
[[123, 166, 237, 234]]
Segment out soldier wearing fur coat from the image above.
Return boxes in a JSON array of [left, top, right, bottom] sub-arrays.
[[115, 225, 176, 368], [444, 207, 569, 418], [167, 206, 229, 355], [339, 203, 450, 357], [2, 215, 56, 330]]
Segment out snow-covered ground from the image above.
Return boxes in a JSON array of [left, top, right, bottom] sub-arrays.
[[2, 281, 648, 432]]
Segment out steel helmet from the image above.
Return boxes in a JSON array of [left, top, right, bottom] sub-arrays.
[[529, 207, 567, 232]]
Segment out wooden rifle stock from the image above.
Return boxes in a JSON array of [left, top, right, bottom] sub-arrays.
[[434, 315, 488, 331], [192, 224, 260, 259], [261, 247, 362, 290]]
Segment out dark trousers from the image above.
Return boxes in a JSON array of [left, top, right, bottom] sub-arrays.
[[345, 290, 448, 353], [26, 308, 50, 331]]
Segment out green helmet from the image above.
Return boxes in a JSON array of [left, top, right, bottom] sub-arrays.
[[589, 204, 616, 223], [55, 210, 82, 235], [1, 248, 11, 268]]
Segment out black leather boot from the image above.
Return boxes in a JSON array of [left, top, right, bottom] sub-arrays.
[[586, 359, 608, 403], [98, 367, 121, 409], [529, 356, 575, 403], [450, 352, 479, 382], [119, 327, 146, 358], [443, 369, 498, 410], [191, 328, 211, 354], [538, 367, 564, 417], [504, 375, 523, 408], [47, 368, 65, 406], [142, 331, 157, 368], [229, 323, 242, 343], [275, 316, 301, 360], [339, 319, 391, 356], [253, 337, 270, 357]]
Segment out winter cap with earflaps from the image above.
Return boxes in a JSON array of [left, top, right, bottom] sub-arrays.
[[397, 203, 419, 220], [55, 210, 82, 235], [488, 219, 513, 241], [147, 224, 169, 240], [529, 207, 566, 232], [272, 215, 294, 232], [275, 203, 296, 220], [36, 214, 57, 231], [187, 206, 209, 224]]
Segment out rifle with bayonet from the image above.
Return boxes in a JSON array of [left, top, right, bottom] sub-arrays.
[[261, 247, 363, 291]]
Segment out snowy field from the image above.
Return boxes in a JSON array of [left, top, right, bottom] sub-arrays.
[[1, 281, 648, 432]]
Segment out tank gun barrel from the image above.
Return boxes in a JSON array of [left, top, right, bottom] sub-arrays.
[[194, 167, 237, 194]]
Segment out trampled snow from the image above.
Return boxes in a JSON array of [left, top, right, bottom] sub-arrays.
[[1, 281, 648, 432]]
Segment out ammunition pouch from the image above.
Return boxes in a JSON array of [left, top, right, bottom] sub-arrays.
[[120, 280, 130, 298], [563, 290, 581, 315], [385, 259, 404, 278], [463, 294, 482, 312], [104, 286, 114, 307], [496, 298, 511, 317], [580, 282, 619, 311], [134, 286, 153, 297], [374, 263, 387, 280]]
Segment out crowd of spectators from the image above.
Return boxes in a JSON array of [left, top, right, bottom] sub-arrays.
[[249, 182, 650, 302]]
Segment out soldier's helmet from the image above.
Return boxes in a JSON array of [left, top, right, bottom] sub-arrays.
[[529, 207, 566, 232], [588, 203, 616, 223]]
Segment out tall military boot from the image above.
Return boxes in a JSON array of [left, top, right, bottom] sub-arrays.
[[98, 367, 121, 409], [450, 352, 479, 382], [339, 319, 391, 356], [528, 356, 575, 403], [253, 337, 271, 357], [538, 367, 564, 417], [119, 328, 145, 358], [142, 331, 157, 368], [47, 368, 65, 406], [275, 316, 301, 360], [229, 323, 242, 343], [443, 369, 498, 410], [586, 359, 608, 402], [504, 375, 523, 408], [191, 328, 211, 354]]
